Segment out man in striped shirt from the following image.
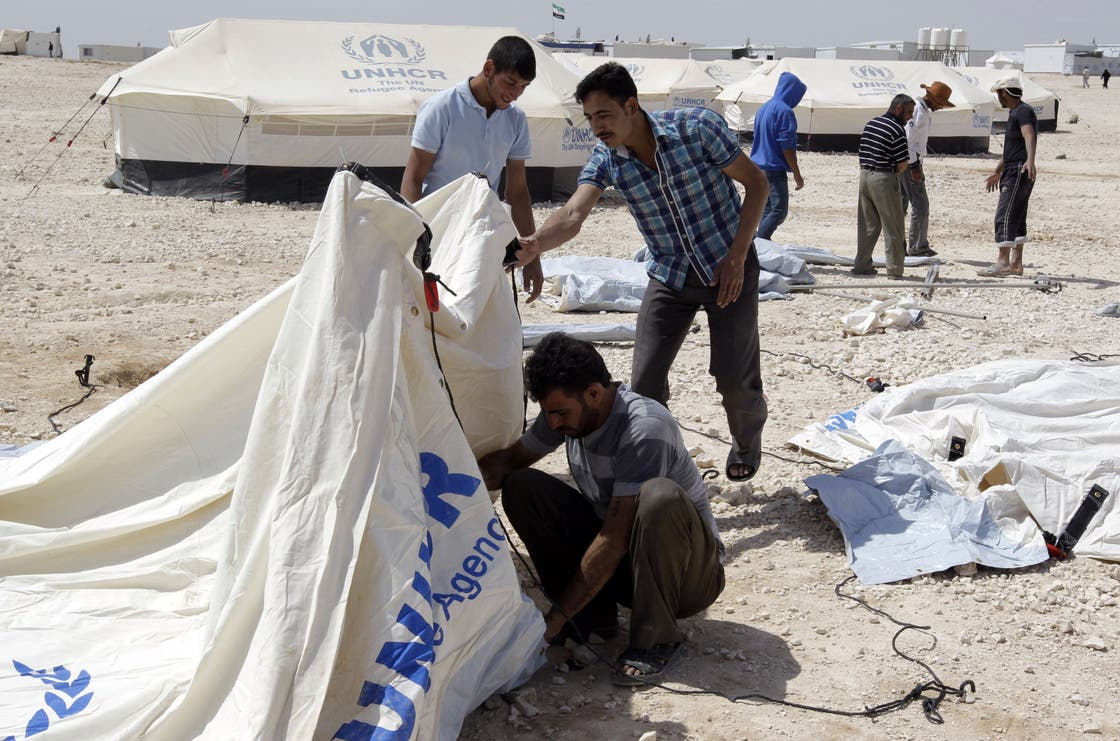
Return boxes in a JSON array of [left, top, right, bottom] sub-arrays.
[[854, 95, 915, 277]]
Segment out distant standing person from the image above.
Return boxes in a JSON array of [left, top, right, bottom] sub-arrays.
[[901, 81, 954, 258], [1082, 67, 1091, 88], [749, 71, 806, 241], [853, 95, 914, 277], [401, 35, 543, 300], [1103, 69, 1112, 89], [978, 78, 1037, 277]]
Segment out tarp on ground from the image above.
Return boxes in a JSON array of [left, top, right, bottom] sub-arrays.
[[523, 322, 636, 347], [0, 173, 544, 740], [716, 58, 996, 153], [540, 241, 816, 312], [791, 359, 1120, 563], [807, 440, 1048, 584], [554, 54, 722, 110], [97, 18, 591, 202], [954, 67, 1059, 131]]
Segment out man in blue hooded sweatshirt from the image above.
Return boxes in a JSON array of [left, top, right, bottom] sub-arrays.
[[750, 72, 807, 240]]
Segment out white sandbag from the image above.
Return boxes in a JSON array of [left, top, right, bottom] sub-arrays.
[[840, 296, 924, 335], [0, 173, 544, 740]]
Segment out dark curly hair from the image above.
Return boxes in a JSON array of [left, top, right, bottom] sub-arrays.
[[524, 332, 612, 402], [575, 62, 638, 107]]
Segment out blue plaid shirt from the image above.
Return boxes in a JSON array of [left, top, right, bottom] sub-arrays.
[[579, 107, 744, 291]]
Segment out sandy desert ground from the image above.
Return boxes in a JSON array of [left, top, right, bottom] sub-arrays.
[[2, 55, 1119, 739]]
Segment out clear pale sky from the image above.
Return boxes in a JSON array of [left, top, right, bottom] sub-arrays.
[[4, 1, 1117, 59]]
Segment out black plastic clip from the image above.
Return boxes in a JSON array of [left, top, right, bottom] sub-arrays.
[[948, 436, 966, 461], [866, 377, 889, 393]]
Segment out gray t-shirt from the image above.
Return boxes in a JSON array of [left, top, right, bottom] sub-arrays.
[[521, 384, 721, 549]]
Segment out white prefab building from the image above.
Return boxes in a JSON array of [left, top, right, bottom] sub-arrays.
[[78, 44, 161, 62], [98, 19, 590, 203], [717, 58, 995, 153], [1023, 42, 1095, 74]]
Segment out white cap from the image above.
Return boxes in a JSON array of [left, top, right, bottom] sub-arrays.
[[990, 76, 1023, 96]]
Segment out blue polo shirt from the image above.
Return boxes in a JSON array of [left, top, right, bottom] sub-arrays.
[[578, 107, 744, 291], [411, 79, 532, 195]]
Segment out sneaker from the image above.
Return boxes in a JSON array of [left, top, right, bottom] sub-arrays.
[[850, 267, 878, 276], [907, 247, 938, 257]]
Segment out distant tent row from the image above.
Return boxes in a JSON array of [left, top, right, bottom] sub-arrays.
[[99, 19, 593, 203], [717, 58, 999, 154], [96, 19, 1060, 204]]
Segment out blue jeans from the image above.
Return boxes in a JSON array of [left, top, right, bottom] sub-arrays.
[[756, 169, 789, 240]]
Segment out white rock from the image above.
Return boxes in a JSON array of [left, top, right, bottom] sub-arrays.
[[639, 732, 659, 741], [1081, 635, 1108, 651]]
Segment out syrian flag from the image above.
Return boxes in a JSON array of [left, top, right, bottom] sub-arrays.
[[552, 3, 566, 19]]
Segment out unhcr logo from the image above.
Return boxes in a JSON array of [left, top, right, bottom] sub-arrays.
[[340, 32, 448, 84], [850, 64, 894, 81], [850, 63, 905, 92], [624, 63, 646, 80], [342, 34, 427, 65]]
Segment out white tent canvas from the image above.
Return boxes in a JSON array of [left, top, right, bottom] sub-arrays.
[[98, 18, 593, 203], [716, 58, 996, 153], [554, 54, 723, 110], [701, 58, 764, 88], [955, 67, 1059, 132], [0, 173, 544, 740]]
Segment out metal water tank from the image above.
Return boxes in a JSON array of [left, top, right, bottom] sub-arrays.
[[918, 27, 932, 49], [950, 28, 968, 50], [931, 27, 950, 50]]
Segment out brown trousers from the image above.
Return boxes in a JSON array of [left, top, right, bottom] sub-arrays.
[[501, 469, 724, 649]]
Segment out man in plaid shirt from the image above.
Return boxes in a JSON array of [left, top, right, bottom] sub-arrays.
[[514, 63, 769, 481]]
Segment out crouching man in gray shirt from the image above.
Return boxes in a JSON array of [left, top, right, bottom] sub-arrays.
[[478, 332, 724, 685]]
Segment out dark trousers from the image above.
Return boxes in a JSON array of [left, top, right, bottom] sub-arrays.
[[501, 469, 725, 649], [994, 164, 1034, 244], [631, 246, 767, 464]]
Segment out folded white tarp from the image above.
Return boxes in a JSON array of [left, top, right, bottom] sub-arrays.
[[780, 243, 939, 268], [541, 242, 816, 312], [807, 440, 1048, 584], [840, 295, 924, 335], [0, 173, 543, 740], [522, 323, 637, 347], [791, 359, 1120, 562]]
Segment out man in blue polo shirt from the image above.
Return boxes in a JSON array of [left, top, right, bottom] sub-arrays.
[[402, 35, 543, 300], [514, 63, 770, 482]]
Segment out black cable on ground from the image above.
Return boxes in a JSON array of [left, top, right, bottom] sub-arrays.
[[1070, 351, 1119, 362], [762, 348, 865, 386], [47, 386, 97, 435]]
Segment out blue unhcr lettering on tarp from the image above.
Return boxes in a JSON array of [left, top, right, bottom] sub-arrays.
[[823, 409, 857, 431], [6, 661, 95, 739], [335, 452, 498, 741]]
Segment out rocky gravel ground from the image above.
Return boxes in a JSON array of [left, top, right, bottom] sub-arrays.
[[2, 56, 1118, 739]]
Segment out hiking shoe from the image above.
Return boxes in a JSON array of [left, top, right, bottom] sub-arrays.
[[850, 267, 878, 277], [908, 247, 938, 257]]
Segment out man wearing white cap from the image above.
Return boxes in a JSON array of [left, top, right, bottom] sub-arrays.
[[979, 77, 1036, 277], [902, 81, 954, 257]]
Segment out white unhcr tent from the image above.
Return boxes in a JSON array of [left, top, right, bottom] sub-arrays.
[[0, 172, 544, 739], [955, 67, 1059, 132], [717, 58, 996, 153], [554, 54, 723, 110], [98, 18, 591, 202]]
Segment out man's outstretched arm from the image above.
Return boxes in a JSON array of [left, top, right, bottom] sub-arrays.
[[515, 183, 603, 267]]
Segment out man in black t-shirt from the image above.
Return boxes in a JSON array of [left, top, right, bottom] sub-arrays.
[[978, 78, 1037, 277]]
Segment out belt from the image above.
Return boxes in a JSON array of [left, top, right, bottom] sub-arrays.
[[861, 166, 893, 173]]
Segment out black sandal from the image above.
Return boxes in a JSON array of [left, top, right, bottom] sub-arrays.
[[725, 448, 759, 481], [611, 642, 683, 686]]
